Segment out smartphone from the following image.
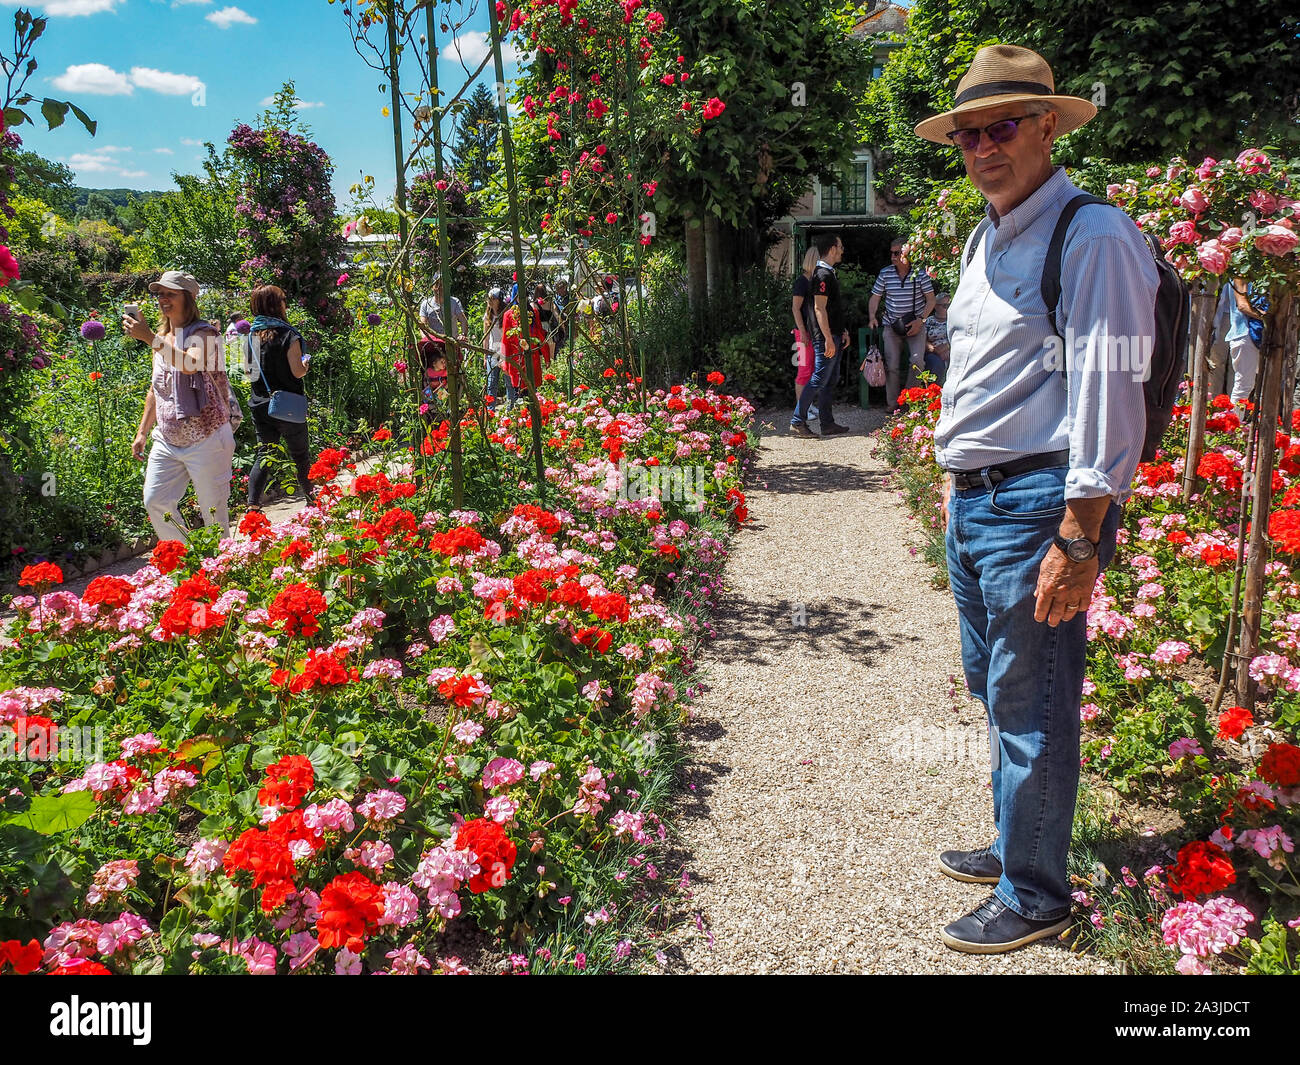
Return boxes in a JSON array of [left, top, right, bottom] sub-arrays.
[[124, 303, 142, 321]]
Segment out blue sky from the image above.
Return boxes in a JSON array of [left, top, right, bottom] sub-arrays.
[[7, 0, 522, 206]]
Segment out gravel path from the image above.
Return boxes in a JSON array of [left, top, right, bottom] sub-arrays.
[[667, 403, 1113, 974]]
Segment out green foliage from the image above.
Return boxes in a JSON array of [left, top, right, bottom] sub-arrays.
[[139, 150, 244, 287], [858, 0, 991, 202], [997, 0, 1300, 162], [10, 149, 75, 215], [864, 0, 1300, 205]]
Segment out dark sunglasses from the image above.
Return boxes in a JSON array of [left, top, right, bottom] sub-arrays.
[[946, 114, 1036, 152]]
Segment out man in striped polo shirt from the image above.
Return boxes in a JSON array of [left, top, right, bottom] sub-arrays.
[[869, 237, 935, 409]]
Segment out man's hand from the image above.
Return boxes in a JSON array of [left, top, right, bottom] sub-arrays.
[[131, 431, 148, 462], [1034, 546, 1099, 627], [906, 318, 924, 337], [868, 316, 878, 329]]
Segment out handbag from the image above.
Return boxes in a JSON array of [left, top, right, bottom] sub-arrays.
[[861, 345, 886, 388], [251, 334, 308, 424]]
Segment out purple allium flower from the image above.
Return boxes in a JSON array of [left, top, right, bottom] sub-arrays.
[[80, 320, 106, 341], [366, 313, 382, 327]]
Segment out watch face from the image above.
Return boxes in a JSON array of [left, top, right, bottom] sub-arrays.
[[1066, 538, 1096, 562]]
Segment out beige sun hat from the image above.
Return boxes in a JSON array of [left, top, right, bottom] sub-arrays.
[[148, 270, 201, 297], [914, 44, 1097, 145]]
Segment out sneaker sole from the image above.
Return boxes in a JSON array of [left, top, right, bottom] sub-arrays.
[[940, 915, 1072, 954], [937, 856, 1002, 884]]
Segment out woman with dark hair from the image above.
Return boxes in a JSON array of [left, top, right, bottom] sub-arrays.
[[244, 285, 313, 510], [126, 270, 235, 540]]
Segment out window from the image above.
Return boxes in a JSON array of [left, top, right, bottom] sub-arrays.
[[822, 157, 871, 216]]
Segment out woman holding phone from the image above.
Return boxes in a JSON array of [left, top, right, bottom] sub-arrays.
[[244, 285, 313, 511], [127, 270, 236, 541]]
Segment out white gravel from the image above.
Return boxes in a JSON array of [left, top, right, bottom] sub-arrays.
[[665, 404, 1114, 974]]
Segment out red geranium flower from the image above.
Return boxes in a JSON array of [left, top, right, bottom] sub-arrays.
[[82, 574, 134, 611], [1259, 742, 1300, 789], [239, 510, 272, 539], [1165, 840, 1236, 900], [455, 817, 517, 894], [315, 871, 385, 951], [17, 562, 62, 588], [1216, 706, 1254, 741], [257, 754, 316, 809], [0, 938, 43, 974], [151, 540, 188, 575], [372, 426, 392, 442], [706, 370, 725, 385], [268, 582, 328, 638]]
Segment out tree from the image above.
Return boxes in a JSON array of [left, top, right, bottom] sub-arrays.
[[139, 146, 243, 287], [449, 82, 499, 195], [989, 0, 1300, 163], [227, 120, 347, 324], [259, 80, 315, 140], [654, 0, 877, 283], [10, 148, 74, 214]]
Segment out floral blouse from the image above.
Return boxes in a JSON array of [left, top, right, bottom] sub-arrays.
[[151, 323, 230, 447]]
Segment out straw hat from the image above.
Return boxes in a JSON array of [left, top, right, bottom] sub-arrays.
[[914, 44, 1097, 145]]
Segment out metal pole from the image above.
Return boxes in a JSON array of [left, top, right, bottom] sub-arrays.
[[623, 32, 648, 411], [487, 0, 547, 506], [385, 2, 418, 437], [425, 3, 463, 509]]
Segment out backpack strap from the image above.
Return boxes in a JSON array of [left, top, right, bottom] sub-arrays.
[[963, 217, 991, 269], [1042, 192, 1109, 340]]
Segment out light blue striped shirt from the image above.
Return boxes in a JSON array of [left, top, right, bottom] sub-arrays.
[[934, 166, 1159, 501]]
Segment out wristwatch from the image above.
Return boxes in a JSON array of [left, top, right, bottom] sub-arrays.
[[1053, 533, 1098, 563]]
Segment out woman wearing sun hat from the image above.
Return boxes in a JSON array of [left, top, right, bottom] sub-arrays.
[[126, 270, 236, 542]]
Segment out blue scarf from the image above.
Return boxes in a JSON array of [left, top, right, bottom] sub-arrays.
[[249, 315, 304, 345]]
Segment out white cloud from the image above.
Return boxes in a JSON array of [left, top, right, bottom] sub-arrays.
[[179, 137, 203, 146], [0, 0, 122, 15], [51, 62, 133, 95], [206, 5, 255, 28], [153, 147, 174, 154], [172, 0, 212, 5], [130, 67, 205, 95], [66, 147, 147, 179], [440, 30, 521, 68], [258, 95, 325, 110]]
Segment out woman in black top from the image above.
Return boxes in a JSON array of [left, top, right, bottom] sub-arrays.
[[245, 284, 313, 509]]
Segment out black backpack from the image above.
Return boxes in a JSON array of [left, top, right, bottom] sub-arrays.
[[966, 193, 1189, 462]]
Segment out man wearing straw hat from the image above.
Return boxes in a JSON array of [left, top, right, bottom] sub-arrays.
[[916, 45, 1158, 953]]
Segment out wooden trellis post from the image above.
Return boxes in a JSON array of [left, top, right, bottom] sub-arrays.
[[1235, 288, 1298, 707], [1181, 282, 1218, 502]]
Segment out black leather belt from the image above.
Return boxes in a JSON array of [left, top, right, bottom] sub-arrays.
[[945, 450, 1069, 492]]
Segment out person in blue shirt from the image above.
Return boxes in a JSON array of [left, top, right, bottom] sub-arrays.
[[915, 44, 1158, 954]]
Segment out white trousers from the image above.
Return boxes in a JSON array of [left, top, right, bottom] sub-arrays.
[[143, 422, 235, 542], [1228, 337, 1259, 405]]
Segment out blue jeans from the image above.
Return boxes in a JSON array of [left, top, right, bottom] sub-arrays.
[[924, 351, 947, 385], [485, 360, 503, 406], [945, 465, 1120, 920], [791, 336, 840, 427]]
